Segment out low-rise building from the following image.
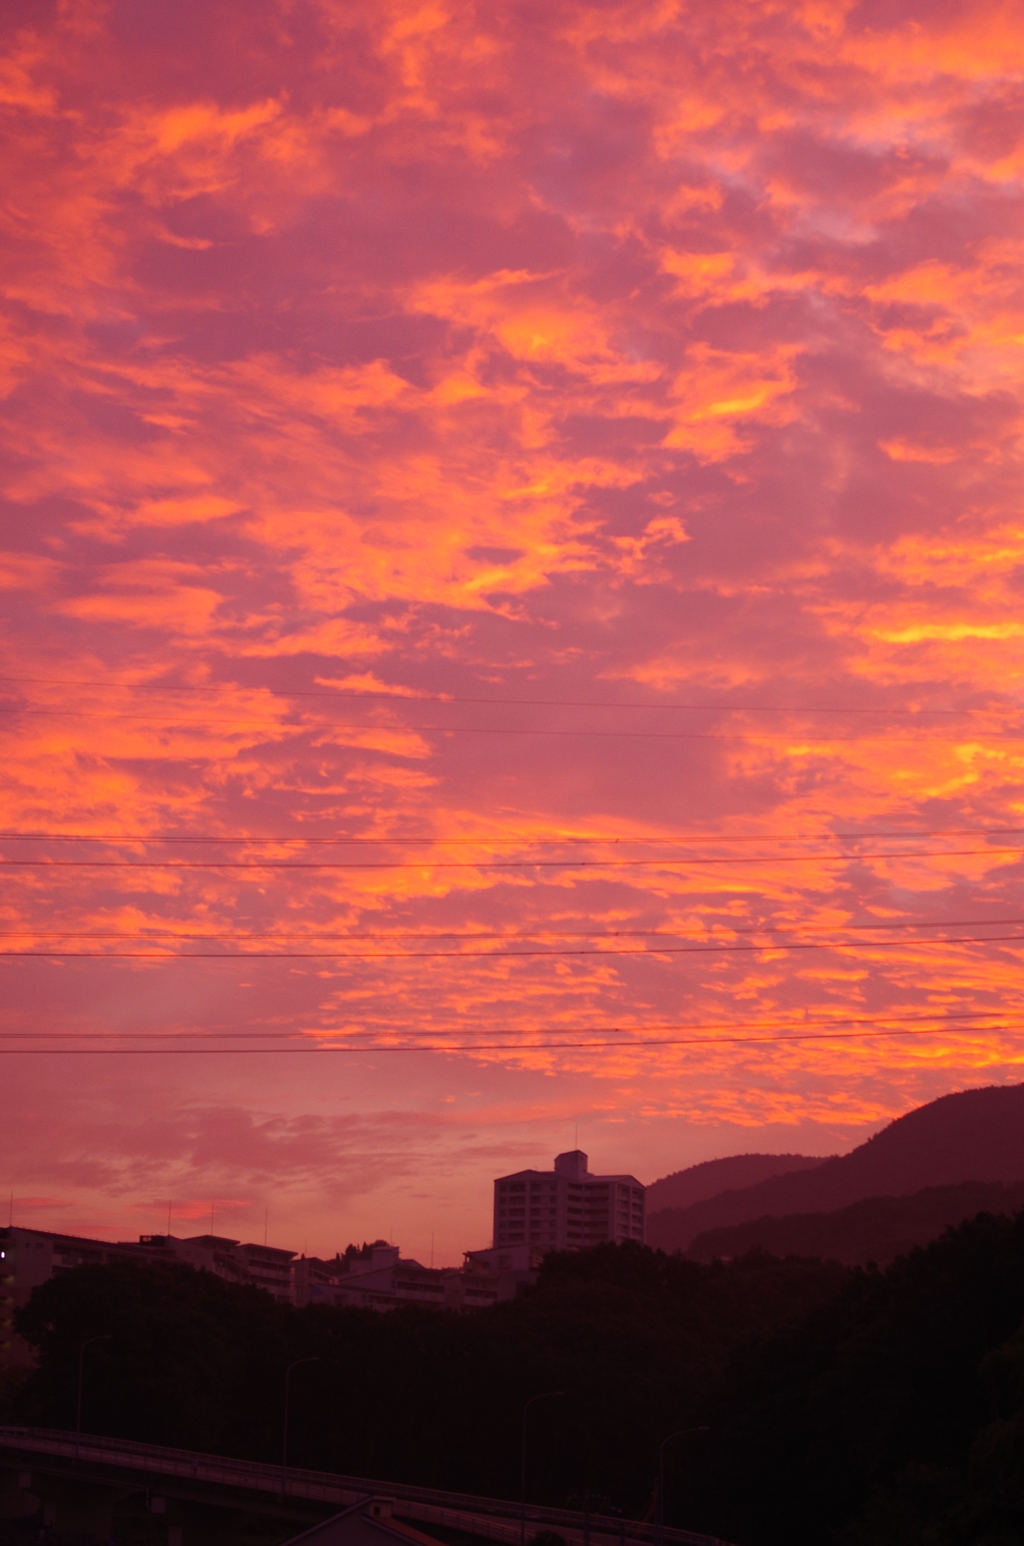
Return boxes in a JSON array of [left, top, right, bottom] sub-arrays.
[[333, 1244, 447, 1310], [295, 1244, 451, 1312], [0, 1226, 298, 1363], [295, 1244, 503, 1312], [137, 1234, 297, 1302], [293, 1252, 349, 1309], [0, 1226, 173, 1365], [461, 1243, 545, 1301]]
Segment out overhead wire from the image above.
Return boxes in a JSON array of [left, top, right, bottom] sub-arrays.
[[5, 913, 1024, 940], [3, 703, 1023, 745], [6, 681, 1024, 1053], [3, 1021, 1024, 1053], [5, 1007, 1023, 1054], [2, 846, 1023, 869], [3, 1006, 1020, 1036], [7, 931, 1024, 959], [3, 826, 1024, 844], [0, 673, 999, 714]]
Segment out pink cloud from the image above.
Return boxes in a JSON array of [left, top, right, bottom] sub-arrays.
[[3, 0, 1024, 1251]]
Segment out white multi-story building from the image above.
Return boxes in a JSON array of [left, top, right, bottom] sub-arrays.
[[136, 1234, 297, 1302], [0, 1226, 298, 1363], [492, 1150, 645, 1252]]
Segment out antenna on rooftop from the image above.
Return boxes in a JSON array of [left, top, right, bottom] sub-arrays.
[[7, 1191, 11, 1227], [167, 1200, 172, 1236], [265, 1208, 268, 1247], [431, 1231, 434, 1269]]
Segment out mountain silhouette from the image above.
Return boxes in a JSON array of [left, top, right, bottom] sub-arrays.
[[645, 1152, 829, 1213], [685, 1180, 1024, 1266], [647, 1082, 1024, 1252]]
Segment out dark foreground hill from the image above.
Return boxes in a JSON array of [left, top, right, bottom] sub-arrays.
[[11, 1216, 1024, 1546], [647, 1081, 1024, 1252], [10, 1245, 846, 1537], [686, 1179, 1024, 1265]]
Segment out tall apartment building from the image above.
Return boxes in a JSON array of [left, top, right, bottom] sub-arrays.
[[492, 1150, 645, 1251]]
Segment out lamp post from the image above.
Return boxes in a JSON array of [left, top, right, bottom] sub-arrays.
[[282, 1357, 319, 1486], [520, 1391, 564, 1546], [75, 1335, 112, 1461], [657, 1427, 709, 1546]]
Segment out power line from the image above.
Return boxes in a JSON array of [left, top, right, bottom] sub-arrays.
[[5, 1007, 1022, 1051], [3, 827, 1024, 845], [0, 674, 994, 715], [2, 1022, 1024, 1054], [6, 932, 1024, 960], [4, 1005, 1019, 1038], [3, 703, 1021, 745], [2, 846, 1021, 870], [5, 914, 1023, 940]]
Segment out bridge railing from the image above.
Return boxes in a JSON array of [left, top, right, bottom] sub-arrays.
[[0, 1426, 727, 1546]]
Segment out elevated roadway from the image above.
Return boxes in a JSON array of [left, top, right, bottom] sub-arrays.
[[0, 1425, 728, 1546]]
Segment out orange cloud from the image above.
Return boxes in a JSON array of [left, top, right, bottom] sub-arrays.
[[4, 0, 1024, 1251]]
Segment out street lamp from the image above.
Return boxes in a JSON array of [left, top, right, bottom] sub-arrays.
[[521, 1390, 564, 1546], [282, 1357, 320, 1483], [657, 1427, 709, 1546], [75, 1335, 112, 1460]]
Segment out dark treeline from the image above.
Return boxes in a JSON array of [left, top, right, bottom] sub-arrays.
[[9, 1214, 1024, 1545]]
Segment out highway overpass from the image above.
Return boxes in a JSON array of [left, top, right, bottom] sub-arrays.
[[0, 1426, 728, 1546]]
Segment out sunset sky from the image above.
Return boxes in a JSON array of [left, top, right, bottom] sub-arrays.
[[3, 0, 1024, 1264]]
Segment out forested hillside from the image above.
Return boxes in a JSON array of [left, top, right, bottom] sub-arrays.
[[10, 1211, 1024, 1544], [647, 1082, 1024, 1252], [686, 1180, 1024, 1266]]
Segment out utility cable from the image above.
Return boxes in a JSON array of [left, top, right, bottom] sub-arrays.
[[2, 846, 1022, 870], [6, 931, 1024, 959], [5, 914, 1024, 940], [3, 1021, 1024, 1053], [0, 674, 998, 715], [5, 1006, 1022, 1050], [2, 704, 1021, 745], [3, 827, 1024, 845]]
